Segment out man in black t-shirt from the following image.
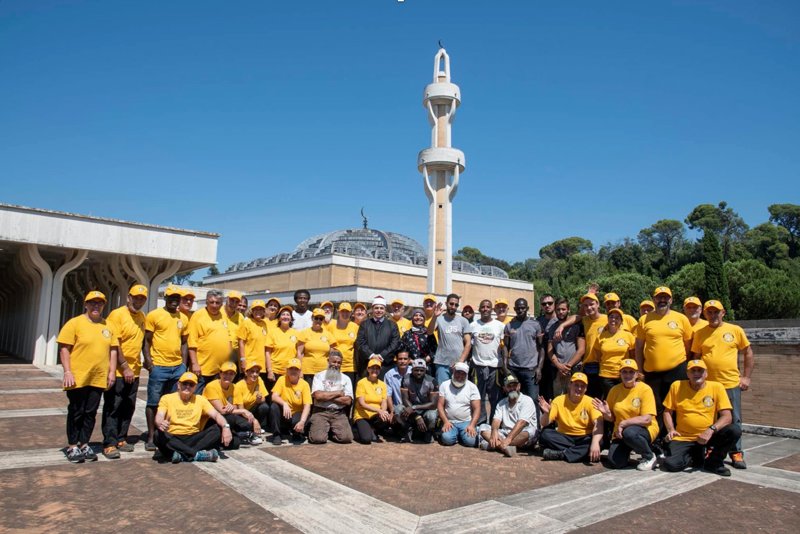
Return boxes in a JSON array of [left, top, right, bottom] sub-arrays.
[[397, 359, 439, 443]]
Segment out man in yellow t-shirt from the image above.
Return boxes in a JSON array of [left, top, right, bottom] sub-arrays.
[[494, 298, 512, 325], [662, 360, 741, 477], [390, 299, 413, 337], [691, 300, 753, 469], [223, 290, 244, 359], [187, 289, 231, 393], [683, 296, 708, 332], [57, 290, 119, 464], [155, 372, 232, 463], [203, 362, 263, 447], [538, 372, 603, 463], [143, 286, 189, 451], [269, 358, 312, 444], [178, 287, 195, 319], [578, 293, 608, 398], [102, 284, 147, 459], [238, 300, 270, 376], [635, 286, 693, 439]]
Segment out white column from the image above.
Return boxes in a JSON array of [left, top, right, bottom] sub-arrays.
[[147, 260, 182, 312], [22, 244, 53, 366], [45, 250, 88, 366]]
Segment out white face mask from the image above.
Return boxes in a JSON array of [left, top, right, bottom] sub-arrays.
[[451, 379, 465, 388], [507, 390, 520, 401]]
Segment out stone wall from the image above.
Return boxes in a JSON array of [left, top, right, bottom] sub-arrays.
[[743, 342, 800, 430]]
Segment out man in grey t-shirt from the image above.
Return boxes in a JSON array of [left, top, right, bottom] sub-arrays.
[[546, 298, 585, 396], [427, 293, 472, 386], [503, 298, 544, 404]]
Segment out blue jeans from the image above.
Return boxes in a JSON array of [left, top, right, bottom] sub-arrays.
[[440, 420, 477, 447], [146, 364, 186, 406], [435, 364, 453, 386], [726, 386, 743, 453]]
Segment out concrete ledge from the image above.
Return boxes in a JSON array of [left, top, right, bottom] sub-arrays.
[[743, 423, 800, 440]]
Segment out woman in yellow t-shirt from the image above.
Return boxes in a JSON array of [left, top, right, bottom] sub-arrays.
[[233, 361, 270, 432], [353, 359, 392, 444], [56, 291, 120, 464], [593, 358, 658, 471], [265, 298, 281, 330], [590, 308, 636, 399], [328, 302, 360, 386], [264, 306, 301, 384], [352, 303, 367, 326], [297, 308, 338, 383]]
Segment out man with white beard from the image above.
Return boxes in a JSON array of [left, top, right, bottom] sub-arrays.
[[477, 374, 538, 457], [437, 362, 481, 447], [308, 350, 354, 444]]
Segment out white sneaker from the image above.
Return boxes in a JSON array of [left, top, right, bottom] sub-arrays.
[[249, 435, 263, 446], [637, 455, 657, 471]]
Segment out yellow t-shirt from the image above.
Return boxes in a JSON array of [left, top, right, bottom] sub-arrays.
[[606, 381, 659, 441], [107, 306, 145, 378], [502, 316, 513, 325], [354, 377, 388, 421], [581, 314, 609, 364], [272, 376, 312, 415], [298, 327, 337, 375], [233, 377, 269, 410], [691, 318, 709, 332], [663, 380, 732, 442], [187, 308, 232, 376], [424, 316, 439, 341], [550, 395, 603, 436], [636, 310, 693, 373], [327, 321, 359, 373], [57, 314, 118, 390], [238, 317, 269, 371], [202, 378, 234, 407], [157, 392, 214, 436], [592, 329, 636, 378], [548, 394, 601, 436], [265, 327, 300, 375], [691, 323, 750, 388], [622, 314, 638, 334], [145, 308, 188, 367], [392, 317, 413, 337], [223, 308, 244, 346]]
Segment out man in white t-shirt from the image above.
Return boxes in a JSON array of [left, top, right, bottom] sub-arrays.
[[437, 362, 481, 447], [478, 374, 539, 457], [465, 299, 506, 423], [291, 289, 313, 331]]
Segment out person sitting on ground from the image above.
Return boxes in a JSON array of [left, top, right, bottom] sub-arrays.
[[538, 372, 604, 463], [269, 358, 311, 445], [662, 359, 741, 477], [592, 359, 658, 470], [155, 372, 233, 463], [353, 358, 392, 444], [308, 351, 354, 444], [478, 374, 539, 457], [437, 362, 481, 447], [203, 361, 262, 447], [398, 358, 439, 443], [233, 361, 270, 434]]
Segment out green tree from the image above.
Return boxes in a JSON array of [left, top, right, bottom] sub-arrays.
[[598, 238, 651, 275], [665, 263, 705, 307], [743, 223, 790, 267], [701, 231, 730, 310], [726, 260, 800, 319], [539, 237, 594, 260], [594, 272, 659, 316], [168, 270, 195, 285], [685, 201, 748, 260], [768, 203, 800, 257], [208, 265, 220, 276], [455, 247, 513, 271], [638, 219, 688, 274]]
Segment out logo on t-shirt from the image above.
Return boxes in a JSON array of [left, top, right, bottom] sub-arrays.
[[376, 387, 382, 394], [102, 329, 111, 338], [349, 332, 355, 338], [632, 397, 641, 408], [477, 332, 496, 344], [723, 332, 734, 343], [262, 327, 267, 336], [580, 408, 588, 421], [177, 320, 183, 329], [597, 326, 604, 334], [294, 390, 301, 399], [668, 321, 678, 330], [321, 336, 328, 342], [222, 320, 228, 328], [702, 396, 714, 407], [616, 338, 627, 346], [290, 335, 297, 342]]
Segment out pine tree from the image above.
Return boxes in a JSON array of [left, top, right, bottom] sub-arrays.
[[702, 231, 731, 313]]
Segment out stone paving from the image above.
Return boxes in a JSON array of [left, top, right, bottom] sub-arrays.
[[0, 359, 798, 533]]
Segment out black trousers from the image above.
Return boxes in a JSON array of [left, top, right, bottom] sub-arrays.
[[101, 378, 140, 447], [539, 428, 593, 463], [250, 402, 270, 428], [353, 416, 389, 444], [155, 423, 221, 458], [663, 424, 742, 471], [599, 377, 620, 400], [66, 386, 103, 445], [607, 425, 655, 468], [644, 361, 687, 439], [268, 404, 305, 437], [223, 413, 253, 449]]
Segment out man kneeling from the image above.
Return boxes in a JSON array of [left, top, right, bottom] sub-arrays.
[[478, 374, 538, 457], [155, 372, 233, 463], [308, 351, 354, 444], [269, 358, 311, 445]]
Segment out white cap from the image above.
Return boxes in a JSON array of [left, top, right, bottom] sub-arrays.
[[372, 296, 387, 307], [453, 362, 469, 374]]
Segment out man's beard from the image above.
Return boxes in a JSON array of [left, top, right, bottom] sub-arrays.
[[325, 368, 342, 382], [507, 390, 520, 401], [451, 379, 465, 388]]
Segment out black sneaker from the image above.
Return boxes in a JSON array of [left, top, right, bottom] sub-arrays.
[[66, 446, 84, 464], [542, 448, 566, 461], [171, 451, 183, 464], [271, 434, 282, 446], [703, 462, 732, 477], [145, 441, 157, 452], [81, 444, 98, 462]]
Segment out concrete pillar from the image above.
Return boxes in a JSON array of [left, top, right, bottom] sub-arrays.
[[44, 250, 87, 366], [147, 259, 182, 312], [22, 244, 54, 366]]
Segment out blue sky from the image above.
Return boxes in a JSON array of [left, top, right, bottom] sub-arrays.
[[2, 1, 798, 275]]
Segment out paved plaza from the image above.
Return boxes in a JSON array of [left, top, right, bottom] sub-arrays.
[[1, 355, 798, 533]]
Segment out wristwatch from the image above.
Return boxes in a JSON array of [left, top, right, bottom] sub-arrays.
[[709, 424, 717, 432], [223, 424, 231, 429]]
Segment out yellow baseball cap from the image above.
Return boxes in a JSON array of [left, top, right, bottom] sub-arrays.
[[179, 372, 198, 384], [653, 286, 672, 297], [245, 360, 262, 371], [227, 290, 243, 300], [266, 297, 281, 306], [84, 290, 106, 302], [423, 294, 437, 303], [311, 307, 326, 318], [367, 358, 383, 368], [219, 362, 237, 373], [278, 305, 294, 316], [320, 301, 334, 309], [338, 302, 353, 312], [607, 308, 623, 317], [603, 292, 620, 303], [580, 293, 599, 303], [286, 358, 302, 370], [390, 298, 405, 306], [353, 302, 367, 310], [703, 300, 725, 312], [129, 284, 148, 297], [683, 296, 702, 307], [687, 359, 707, 370], [180, 288, 196, 298], [570, 372, 589, 384], [494, 298, 509, 306], [639, 299, 655, 309], [250, 300, 266, 310], [619, 359, 638, 371], [164, 285, 182, 297]]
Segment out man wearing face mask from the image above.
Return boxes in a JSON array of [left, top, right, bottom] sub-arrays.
[[478, 374, 538, 457]]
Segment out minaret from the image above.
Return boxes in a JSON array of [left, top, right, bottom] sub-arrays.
[[417, 47, 465, 295]]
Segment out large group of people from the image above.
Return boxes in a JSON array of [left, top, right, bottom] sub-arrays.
[[57, 284, 754, 476]]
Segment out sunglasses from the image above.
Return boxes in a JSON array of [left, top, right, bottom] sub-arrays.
[[541, 301, 554, 306]]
